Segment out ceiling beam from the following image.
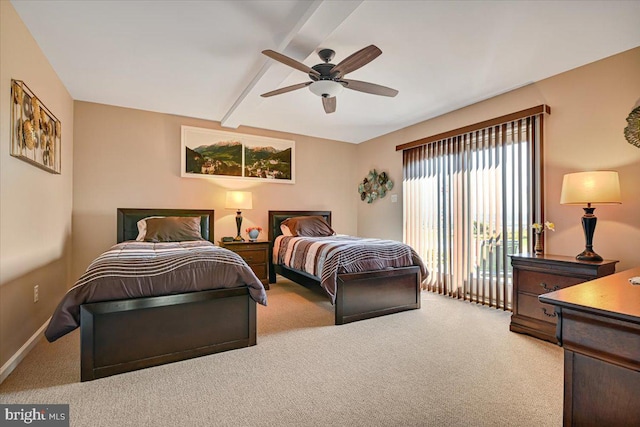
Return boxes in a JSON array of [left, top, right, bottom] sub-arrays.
[[220, 0, 363, 129]]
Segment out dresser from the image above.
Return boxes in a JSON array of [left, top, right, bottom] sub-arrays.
[[219, 240, 270, 289], [539, 267, 640, 426], [509, 254, 617, 343]]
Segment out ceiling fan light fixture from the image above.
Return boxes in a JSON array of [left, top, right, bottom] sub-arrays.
[[309, 80, 343, 98]]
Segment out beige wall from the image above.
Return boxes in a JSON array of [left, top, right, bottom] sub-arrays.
[[3, 0, 638, 379], [72, 102, 358, 280], [356, 47, 640, 271], [0, 2, 74, 370]]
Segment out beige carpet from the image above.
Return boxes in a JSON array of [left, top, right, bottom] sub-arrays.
[[0, 277, 563, 426]]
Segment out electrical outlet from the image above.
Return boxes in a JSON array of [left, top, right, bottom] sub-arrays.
[[391, 194, 398, 203], [34, 285, 39, 303]]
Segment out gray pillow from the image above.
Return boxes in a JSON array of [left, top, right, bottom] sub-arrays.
[[281, 216, 335, 237], [143, 216, 203, 242]]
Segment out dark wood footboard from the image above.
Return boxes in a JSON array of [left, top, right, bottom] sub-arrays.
[[335, 266, 421, 325], [80, 286, 256, 381], [275, 264, 421, 325]]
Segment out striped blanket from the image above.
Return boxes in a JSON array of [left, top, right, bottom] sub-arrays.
[[45, 241, 267, 342], [274, 235, 427, 303]]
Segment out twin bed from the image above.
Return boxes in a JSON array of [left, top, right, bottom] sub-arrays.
[[47, 208, 426, 381], [268, 211, 425, 325], [46, 209, 266, 381]]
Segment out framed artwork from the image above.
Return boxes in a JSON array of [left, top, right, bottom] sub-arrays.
[[181, 126, 295, 183], [10, 80, 61, 174]]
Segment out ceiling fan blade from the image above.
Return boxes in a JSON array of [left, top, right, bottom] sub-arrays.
[[262, 50, 320, 78], [260, 82, 311, 97], [341, 79, 398, 97], [322, 96, 336, 114], [330, 45, 382, 78]]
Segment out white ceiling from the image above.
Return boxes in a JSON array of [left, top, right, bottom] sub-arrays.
[[11, 0, 640, 144]]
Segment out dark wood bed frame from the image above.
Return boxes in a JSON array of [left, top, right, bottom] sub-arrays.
[[268, 210, 421, 325], [79, 208, 257, 381]]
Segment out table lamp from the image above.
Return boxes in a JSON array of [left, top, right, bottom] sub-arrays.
[[225, 191, 253, 241], [560, 171, 621, 261]]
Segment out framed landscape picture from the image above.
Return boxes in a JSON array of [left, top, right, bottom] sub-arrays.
[[181, 126, 294, 183]]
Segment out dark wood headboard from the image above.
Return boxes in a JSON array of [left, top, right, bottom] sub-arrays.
[[267, 210, 331, 284], [117, 208, 215, 243], [267, 210, 332, 243]]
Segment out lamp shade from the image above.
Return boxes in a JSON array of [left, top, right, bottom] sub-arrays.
[[225, 191, 253, 210], [309, 80, 343, 98], [560, 171, 621, 205]]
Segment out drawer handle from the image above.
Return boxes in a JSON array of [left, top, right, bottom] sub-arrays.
[[539, 282, 560, 292], [244, 256, 253, 262], [541, 308, 557, 318]]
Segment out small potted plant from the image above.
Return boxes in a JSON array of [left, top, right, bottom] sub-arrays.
[[246, 226, 262, 242], [532, 221, 554, 255]]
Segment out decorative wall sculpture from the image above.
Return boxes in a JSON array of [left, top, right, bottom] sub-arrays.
[[358, 169, 393, 203], [11, 80, 62, 174], [624, 101, 640, 149]]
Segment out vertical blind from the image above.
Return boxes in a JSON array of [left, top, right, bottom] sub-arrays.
[[400, 107, 548, 310]]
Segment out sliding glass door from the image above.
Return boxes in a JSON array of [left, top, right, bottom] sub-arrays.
[[402, 110, 545, 310]]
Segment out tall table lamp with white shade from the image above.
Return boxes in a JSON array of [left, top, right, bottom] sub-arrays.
[[560, 171, 621, 262], [225, 191, 253, 241]]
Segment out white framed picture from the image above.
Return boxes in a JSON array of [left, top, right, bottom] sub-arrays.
[[181, 126, 295, 184]]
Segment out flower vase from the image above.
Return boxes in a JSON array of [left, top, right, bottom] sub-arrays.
[[534, 232, 543, 255], [248, 229, 260, 241]]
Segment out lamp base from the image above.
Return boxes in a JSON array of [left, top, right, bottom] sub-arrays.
[[576, 249, 603, 262], [577, 206, 602, 262], [234, 210, 244, 241]]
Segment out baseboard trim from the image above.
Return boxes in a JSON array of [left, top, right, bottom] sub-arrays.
[[0, 317, 50, 384]]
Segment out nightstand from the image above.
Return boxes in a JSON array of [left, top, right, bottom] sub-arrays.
[[219, 240, 270, 289], [509, 253, 617, 343]]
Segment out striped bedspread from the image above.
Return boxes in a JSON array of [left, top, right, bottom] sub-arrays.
[[45, 241, 267, 342], [274, 235, 427, 303]]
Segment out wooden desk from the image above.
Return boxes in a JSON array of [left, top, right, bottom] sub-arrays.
[[539, 267, 640, 426]]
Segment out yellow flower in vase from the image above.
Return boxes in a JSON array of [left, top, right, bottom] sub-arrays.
[[532, 221, 554, 255]]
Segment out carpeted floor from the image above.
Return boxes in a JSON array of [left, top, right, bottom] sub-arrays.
[[0, 277, 563, 426]]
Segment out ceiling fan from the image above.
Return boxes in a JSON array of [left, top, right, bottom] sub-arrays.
[[260, 45, 398, 114]]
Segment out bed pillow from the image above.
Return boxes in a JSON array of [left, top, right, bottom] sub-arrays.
[[136, 216, 164, 241], [280, 224, 294, 236], [143, 216, 203, 242], [281, 216, 335, 237]]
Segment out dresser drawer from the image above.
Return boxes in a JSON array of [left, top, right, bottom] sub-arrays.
[[236, 249, 266, 264], [518, 292, 558, 323], [510, 254, 618, 343], [518, 270, 584, 295], [219, 240, 270, 289]]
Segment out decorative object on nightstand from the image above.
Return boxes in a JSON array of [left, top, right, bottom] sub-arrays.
[[531, 221, 554, 255], [246, 226, 262, 242], [225, 191, 252, 241], [560, 171, 621, 262], [509, 253, 617, 343], [219, 240, 270, 289]]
